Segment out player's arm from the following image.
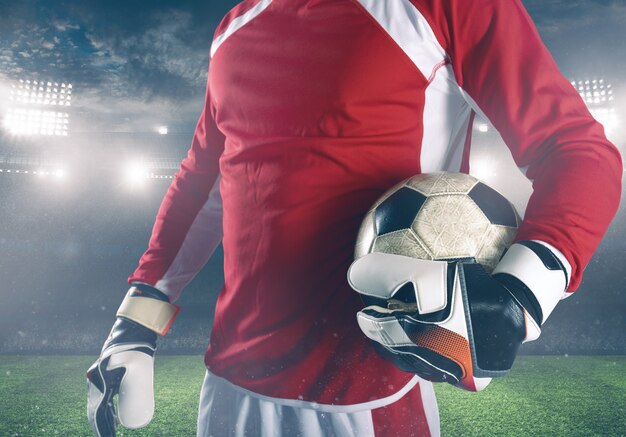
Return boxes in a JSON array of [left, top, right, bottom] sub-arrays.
[[423, 0, 623, 291], [350, 0, 621, 391], [128, 77, 225, 300], [86, 72, 225, 436], [424, 0, 622, 376]]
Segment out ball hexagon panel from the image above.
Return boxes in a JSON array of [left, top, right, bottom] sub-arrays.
[[372, 229, 432, 260], [468, 182, 520, 227], [475, 224, 519, 272], [411, 194, 491, 260], [371, 180, 410, 210], [405, 172, 479, 196], [374, 187, 427, 236]]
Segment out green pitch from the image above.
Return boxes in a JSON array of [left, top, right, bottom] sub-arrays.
[[0, 356, 623, 436]]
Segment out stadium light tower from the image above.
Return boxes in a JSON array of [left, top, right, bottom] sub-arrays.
[[571, 78, 618, 136], [3, 78, 73, 137]]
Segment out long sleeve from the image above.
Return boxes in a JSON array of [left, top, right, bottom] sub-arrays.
[[128, 73, 225, 302], [413, 0, 622, 290]]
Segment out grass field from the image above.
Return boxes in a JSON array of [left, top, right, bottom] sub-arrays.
[[0, 355, 624, 436]]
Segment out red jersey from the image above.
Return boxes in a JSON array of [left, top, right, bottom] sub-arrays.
[[130, 0, 622, 407]]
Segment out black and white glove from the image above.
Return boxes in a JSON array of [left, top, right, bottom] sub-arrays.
[[86, 284, 179, 436], [348, 241, 570, 391]]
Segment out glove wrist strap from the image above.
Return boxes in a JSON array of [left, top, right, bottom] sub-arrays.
[[117, 287, 180, 336], [493, 241, 569, 325]]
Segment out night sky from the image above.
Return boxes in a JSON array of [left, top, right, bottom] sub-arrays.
[[0, 0, 624, 354]]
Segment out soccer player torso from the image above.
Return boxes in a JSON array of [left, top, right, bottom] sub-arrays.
[[129, 0, 621, 412], [205, 0, 472, 405]]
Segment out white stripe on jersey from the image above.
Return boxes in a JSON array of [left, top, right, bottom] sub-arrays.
[[355, 0, 447, 80], [211, 0, 274, 58], [356, 0, 473, 173], [421, 63, 472, 172], [155, 176, 223, 301]]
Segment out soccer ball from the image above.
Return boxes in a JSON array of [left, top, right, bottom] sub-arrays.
[[355, 172, 520, 272]]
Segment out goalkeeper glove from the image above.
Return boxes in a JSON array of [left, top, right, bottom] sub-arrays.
[[348, 241, 569, 391], [86, 284, 179, 436]]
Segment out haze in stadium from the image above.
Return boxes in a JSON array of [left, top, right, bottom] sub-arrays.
[[0, 0, 624, 358]]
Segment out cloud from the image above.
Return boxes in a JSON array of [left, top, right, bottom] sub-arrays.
[[52, 20, 80, 33], [72, 88, 204, 135], [0, 1, 225, 135], [61, 9, 213, 132], [84, 33, 105, 50], [81, 9, 211, 93]]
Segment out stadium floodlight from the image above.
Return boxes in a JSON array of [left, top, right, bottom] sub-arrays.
[[0, 165, 67, 180], [157, 126, 169, 135], [573, 78, 613, 107], [571, 78, 618, 137], [32, 167, 67, 181], [120, 155, 179, 184], [124, 160, 149, 186], [3, 77, 73, 137], [11, 78, 73, 107], [3, 109, 69, 136]]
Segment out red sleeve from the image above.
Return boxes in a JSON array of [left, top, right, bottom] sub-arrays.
[[414, 0, 622, 290], [128, 73, 225, 297]]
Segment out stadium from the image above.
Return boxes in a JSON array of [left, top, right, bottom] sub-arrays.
[[0, 1, 624, 436]]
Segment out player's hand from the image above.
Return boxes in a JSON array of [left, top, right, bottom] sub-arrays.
[[86, 285, 179, 436], [348, 241, 569, 391]]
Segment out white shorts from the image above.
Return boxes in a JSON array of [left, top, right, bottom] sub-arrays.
[[197, 370, 440, 437]]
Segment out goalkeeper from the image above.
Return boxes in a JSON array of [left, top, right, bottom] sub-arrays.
[[87, 1, 622, 436]]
